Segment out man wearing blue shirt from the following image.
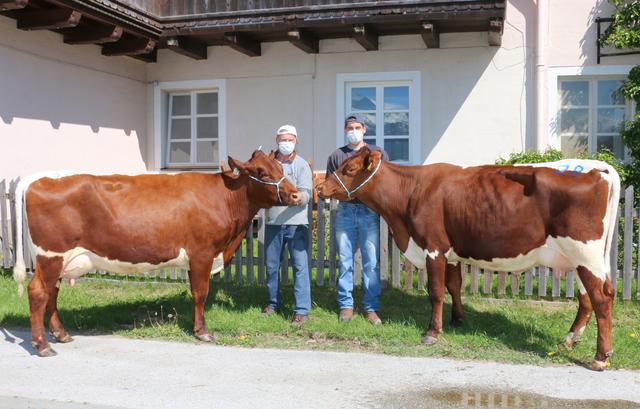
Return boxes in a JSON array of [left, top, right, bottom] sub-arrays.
[[325, 114, 389, 325]]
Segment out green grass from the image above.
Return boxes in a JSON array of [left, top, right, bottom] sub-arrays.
[[1, 270, 639, 369]]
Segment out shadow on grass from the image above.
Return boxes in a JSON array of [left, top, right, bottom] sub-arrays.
[[0, 278, 568, 359]]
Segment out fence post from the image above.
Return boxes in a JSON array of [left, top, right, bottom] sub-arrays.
[[622, 186, 634, 300], [246, 221, 254, 285], [328, 199, 337, 286], [403, 259, 414, 290], [510, 272, 519, 297], [637, 205, 640, 301], [316, 199, 326, 286], [483, 269, 492, 295], [379, 218, 389, 288], [257, 209, 265, 285], [610, 207, 620, 294], [9, 179, 18, 268], [470, 265, 479, 294], [497, 271, 506, 297], [391, 240, 400, 289], [538, 267, 548, 297], [566, 270, 575, 298], [0, 179, 10, 268], [552, 269, 560, 299], [354, 247, 363, 287], [307, 199, 313, 282]]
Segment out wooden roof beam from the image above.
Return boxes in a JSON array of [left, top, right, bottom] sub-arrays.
[[167, 36, 207, 60], [0, 0, 28, 11], [488, 17, 504, 46], [353, 24, 378, 51], [222, 33, 260, 57], [102, 37, 155, 56], [223, 32, 261, 57], [130, 48, 156, 63], [287, 28, 319, 54], [17, 7, 81, 30], [421, 22, 439, 48], [64, 25, 123, 45]]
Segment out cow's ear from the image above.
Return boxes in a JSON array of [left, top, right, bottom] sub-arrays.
[[363, 150, 383, 172], [228, 156, 249, 175]]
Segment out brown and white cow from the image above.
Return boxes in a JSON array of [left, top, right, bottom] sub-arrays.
[[316, 147, 620, 371], [13, 150, 300, 357]]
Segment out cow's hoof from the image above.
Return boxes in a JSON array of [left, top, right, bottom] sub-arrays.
[[52, 331, 74, 343], [421, 335, 438, 345], [559, 332, 581, 351], [195, 333, 215, 343], [38, 347, 58, 357], [591, 360, 609, 371]]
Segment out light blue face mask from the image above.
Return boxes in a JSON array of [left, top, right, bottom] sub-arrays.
[[278, 141, 295, 156]]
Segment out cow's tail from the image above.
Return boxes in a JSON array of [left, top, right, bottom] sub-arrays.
[[600, 163, 621, 281]]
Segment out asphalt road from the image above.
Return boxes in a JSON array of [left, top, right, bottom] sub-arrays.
[[1, 328, 639, 409]]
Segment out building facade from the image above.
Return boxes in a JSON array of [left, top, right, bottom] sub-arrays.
[[0, 0, 636, 181]]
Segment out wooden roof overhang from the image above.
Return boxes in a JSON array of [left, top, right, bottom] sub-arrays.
[[0, 0, 505, 62]]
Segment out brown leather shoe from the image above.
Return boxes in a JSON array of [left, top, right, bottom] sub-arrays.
[[261, 306, 276, 317], [366, 311, 382, 326], [291, 314, 307, 327], [339, 308, 354, 323]]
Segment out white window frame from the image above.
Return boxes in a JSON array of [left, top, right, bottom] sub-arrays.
[[548, 65, 634, 160], [336, 71, 421, 165], [153, 79, 227, 171]]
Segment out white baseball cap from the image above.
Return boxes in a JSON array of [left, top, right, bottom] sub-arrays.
[[276, 124, 297, 138]]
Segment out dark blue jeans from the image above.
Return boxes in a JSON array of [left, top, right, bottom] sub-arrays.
[[335, 202, 381, 312], [265, 224, 311, 315]]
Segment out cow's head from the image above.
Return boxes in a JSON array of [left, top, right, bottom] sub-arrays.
[[316, 147, 383, 201], [228, 150, 301, 207]]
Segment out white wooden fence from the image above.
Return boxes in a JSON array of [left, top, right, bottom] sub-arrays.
[[1, 178, 639, 300]]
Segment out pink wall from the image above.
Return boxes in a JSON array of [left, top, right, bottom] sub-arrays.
[[0, 16, 148, 182]]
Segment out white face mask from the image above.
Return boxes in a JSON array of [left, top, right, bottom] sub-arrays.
[[346, 129, 364, 144], [278, 141, 295, 156]]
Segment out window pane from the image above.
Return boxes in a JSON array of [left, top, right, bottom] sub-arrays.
[[170, 118, 190, 140], [384, 138, 409, 162], [561, 134, 588, 158], [560, 108, 589, 134], [560, 81, 589, 106], [364, 138, 376, 146], [384, 86, 409, 110], [597, 80, 625, 105], [597, 108, 625, 133], [384, 112, 409, 136], [197, 93, 218, 115], [362, 113, 376, 136], [197, 141, 218, 163], [351, 87, 376, 110], [171, 95, 190, 116], [596, 134, 615, 152], [169, 142, 190, 163], [197, 117, 218, 139]]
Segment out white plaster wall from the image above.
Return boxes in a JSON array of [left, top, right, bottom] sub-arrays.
[[0, 15, 148, 182]]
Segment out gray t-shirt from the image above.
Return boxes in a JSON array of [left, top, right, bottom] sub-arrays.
[[325, 144, 389, 205], [265, 153, 312, 225]]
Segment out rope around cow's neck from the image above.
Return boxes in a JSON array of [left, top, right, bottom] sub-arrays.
[[332, 159, 382, 199], [248, 175, 286, 204]]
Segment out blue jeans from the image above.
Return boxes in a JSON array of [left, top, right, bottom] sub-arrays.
[[265, 224, 311, 315], [335, 202, 381, 312]]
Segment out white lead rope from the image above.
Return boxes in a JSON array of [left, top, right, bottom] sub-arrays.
[[248, 175, 286, 204], [332, 159, 382, 199]]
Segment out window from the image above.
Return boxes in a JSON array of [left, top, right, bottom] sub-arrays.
[[154, 80, 226, 171], [337, 72, 421, 164], [559, 78, 629, 159]]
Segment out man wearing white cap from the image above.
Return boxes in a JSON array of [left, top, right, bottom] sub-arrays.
[[262, 124, 313, 326]]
